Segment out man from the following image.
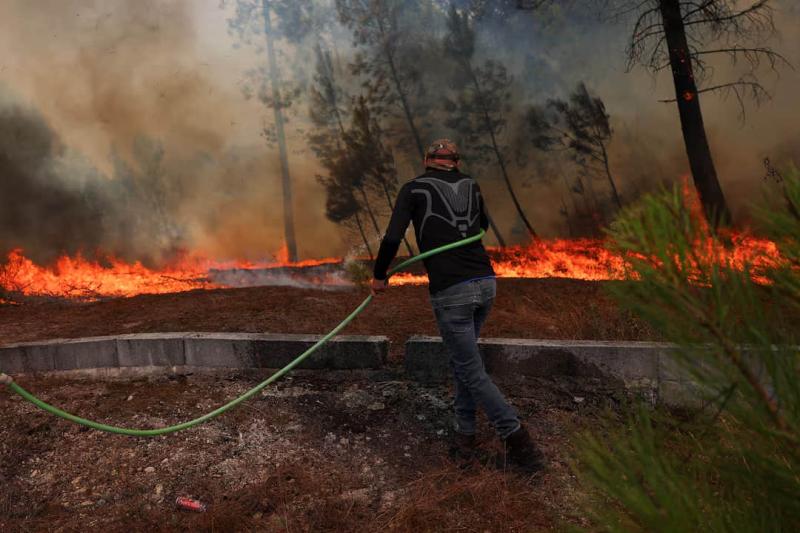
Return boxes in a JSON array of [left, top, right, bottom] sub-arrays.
[[371, 139, 545, 474]]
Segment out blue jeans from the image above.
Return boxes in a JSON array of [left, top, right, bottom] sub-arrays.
[[430, 277, 520, 439]]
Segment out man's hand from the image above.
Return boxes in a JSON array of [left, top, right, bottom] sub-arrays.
[[370, 277, 389, 296]]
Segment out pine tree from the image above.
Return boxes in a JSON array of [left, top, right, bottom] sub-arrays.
[[578, 166, 800, 531], [335, 0, 429, 160], [225, 0, 309, 261], [443, 6, 536, 240], [621, 0, 790, 226], [527, 82, 622, 212]]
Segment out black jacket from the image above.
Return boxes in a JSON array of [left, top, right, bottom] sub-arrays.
[[373, 169, 495, 294]]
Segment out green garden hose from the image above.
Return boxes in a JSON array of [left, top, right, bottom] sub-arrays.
[[0, 230, 486, 436]]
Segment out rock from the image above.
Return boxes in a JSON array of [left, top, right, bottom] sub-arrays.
[[573, 396, 585, 403], [367, 402, 385, 411], [144, 467, 156, 474], [80, 500, 93, 507]]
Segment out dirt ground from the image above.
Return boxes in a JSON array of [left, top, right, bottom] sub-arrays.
[[0, 279, 657, 354], [0, 368, 624, 532], [0, 279, 643, 531]]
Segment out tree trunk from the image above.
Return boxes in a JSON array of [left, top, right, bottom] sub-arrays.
[[357, 187, 382, 239], [376, 16, 425, 159], [485, 210, 507, 247], [659, 0, 731, 227], [353, 211, 373, 260], [563, 175, 581, 215], [262, 0, 299, 261], [468, 67, 538, 239], [599, 142, 622, 209]]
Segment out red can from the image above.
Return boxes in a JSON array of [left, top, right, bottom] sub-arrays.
[[176, 496, 207, 512]]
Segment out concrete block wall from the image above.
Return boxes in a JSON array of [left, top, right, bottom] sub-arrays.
[[1, 332, 705, 406], [404, 336, 694, 405], [0, 333, 388, 374]]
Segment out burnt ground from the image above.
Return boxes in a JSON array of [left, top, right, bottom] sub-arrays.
[[0, 369, 622, 532], [0, 279, 658, 355], [0, 278, 645, 531]]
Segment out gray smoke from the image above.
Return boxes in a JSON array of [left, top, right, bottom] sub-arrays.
[[0, 106, 107, 263], [0, 0, 798, 265]]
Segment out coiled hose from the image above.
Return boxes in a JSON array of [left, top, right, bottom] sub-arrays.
[[0, 230, 485, 436]]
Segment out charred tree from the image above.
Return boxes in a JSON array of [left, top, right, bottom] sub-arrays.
[[660, 0, 728, 225], [622, 0, 791, 226]]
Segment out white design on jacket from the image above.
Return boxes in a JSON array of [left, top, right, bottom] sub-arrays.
[[412, 177, 481, 240]]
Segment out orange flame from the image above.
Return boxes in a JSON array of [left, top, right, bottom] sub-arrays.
[[0, 232, 781, 301], [0, 179, 785, 301], [0, 247, 339, 300]]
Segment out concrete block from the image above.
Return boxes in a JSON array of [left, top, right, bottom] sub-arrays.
[[658, 379, 705, 408], [117, 334, 185, 367], [404, 335, 451, 382], [0, 345, 28, 373], [183, 333, 387, 369], [0, 337, 118, 372], [405, 337, 668, 387], [183, 334, 255, 368], [50, 338, 119, 371], [2, 332, 388, 374]]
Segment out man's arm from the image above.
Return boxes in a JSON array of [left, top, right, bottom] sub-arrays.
[[373, 183, 413, 281]]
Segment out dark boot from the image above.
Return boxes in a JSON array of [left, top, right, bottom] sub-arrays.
[[502, 424, 545, 475], [449, 432, 477, 465]]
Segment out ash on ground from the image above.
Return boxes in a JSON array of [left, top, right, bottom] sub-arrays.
[[209, 263, 353, 291], [0, 368, 624, 531]]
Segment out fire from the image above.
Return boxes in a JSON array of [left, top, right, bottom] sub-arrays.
[[0, 247, 339, 300], [0, 233, 782, 300]]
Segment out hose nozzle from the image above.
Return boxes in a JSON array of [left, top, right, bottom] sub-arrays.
[[0, 373, 12, 385]]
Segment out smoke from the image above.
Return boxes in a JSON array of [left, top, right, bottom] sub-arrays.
[[0, 0, 335, 262], [1, 0, 799, 265], [0, 106, 106, 263]]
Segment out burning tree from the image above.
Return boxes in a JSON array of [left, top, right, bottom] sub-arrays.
[[527, 82, 623, 212], [619, 0, 791, 226], [443, 6, 537, 241]]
